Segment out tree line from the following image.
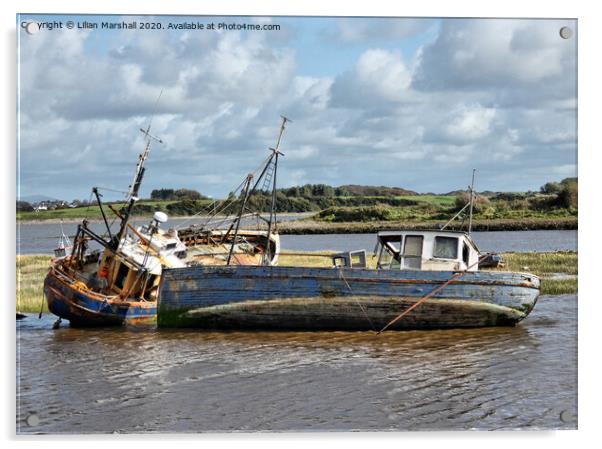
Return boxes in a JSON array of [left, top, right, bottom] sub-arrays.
[[17, 179, 577, 216]]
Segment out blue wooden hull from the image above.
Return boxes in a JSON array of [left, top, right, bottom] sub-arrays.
[[44, 270, 156, 327], [157, 266, 540, 330]]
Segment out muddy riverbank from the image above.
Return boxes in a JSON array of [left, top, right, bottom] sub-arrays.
[[18, 215, 577, 232]]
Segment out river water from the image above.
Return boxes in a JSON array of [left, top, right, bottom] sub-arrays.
[[17, 215, 309, 255], [17, 217, 576, 255], [281, 230, 577, 254], [16, 294, 577, 433]]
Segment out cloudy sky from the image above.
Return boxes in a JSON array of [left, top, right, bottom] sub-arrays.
[[17, 15, 577, 201]]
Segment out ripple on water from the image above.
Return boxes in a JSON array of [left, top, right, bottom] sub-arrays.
[[16, 295, 577, 433]]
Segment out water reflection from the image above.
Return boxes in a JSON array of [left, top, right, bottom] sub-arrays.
[[17, 295, 576, 433]]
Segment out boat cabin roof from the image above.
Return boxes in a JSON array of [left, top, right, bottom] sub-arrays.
[[374, 229, 482, 271], [377, 229, 480, 252]]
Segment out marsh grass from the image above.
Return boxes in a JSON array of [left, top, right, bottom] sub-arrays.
[[278, 251, 336, 268], [540, 278, 578, 296], [15, 251, 577, 312], [17, 255, 51, 313], [501, 251, 577, 276], [279, 251, 379, 269], [484, 251, 577, 295]]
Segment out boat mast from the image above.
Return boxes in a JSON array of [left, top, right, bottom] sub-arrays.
[[116, 124, 163, 248], [113, 90, 164, 248], [226, 174, 254, 265], [263, 115, 290, 265], [222, 116, 290, 265], [468, 168, 476, 235]]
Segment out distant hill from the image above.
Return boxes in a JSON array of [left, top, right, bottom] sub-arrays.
[[441, 190, 507, 197], [441, 190, 466, 196], [339, 185, 418, 197], [480, 190, 505, 197]]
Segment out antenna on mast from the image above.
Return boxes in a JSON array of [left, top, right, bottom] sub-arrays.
[[273, 115, 291, 155], [468, 168, 476, 235], [440, 169, 477, 233], [144, 89, 164, 138], [126, 89, 164, 201], [118, 90, 164, 247]]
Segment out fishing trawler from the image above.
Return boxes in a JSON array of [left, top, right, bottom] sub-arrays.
[[43, 117, 287, 327], [157, 173, 540, 331]]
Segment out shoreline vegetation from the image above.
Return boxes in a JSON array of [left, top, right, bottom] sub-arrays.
[[17, 251, 577, 313], [276, 217, 577, 234], [17, 179, 578, 234]]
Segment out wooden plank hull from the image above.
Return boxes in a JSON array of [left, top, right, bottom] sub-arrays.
[[44, 270, 156, 327], [157, 266, 540, 330]]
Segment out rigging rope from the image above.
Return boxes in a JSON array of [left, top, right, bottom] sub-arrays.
[[95, 186, 130, 196], [175, 152, 274, 231], [174, 176, 247, 230]]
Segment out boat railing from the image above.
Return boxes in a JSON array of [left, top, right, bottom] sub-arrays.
[[49, 266, 120, 301]]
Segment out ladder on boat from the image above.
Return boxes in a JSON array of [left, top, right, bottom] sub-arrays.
[[261, 160, 276, 192]]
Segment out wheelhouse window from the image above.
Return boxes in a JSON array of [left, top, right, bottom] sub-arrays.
[[400, 235, 423, 269], [377, 235, 402, 269], [403, 236, 423, 257], [462, 242, 470, 265], [433, 236, 458, 259]]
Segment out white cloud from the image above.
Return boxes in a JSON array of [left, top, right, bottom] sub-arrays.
[[17, 16, 577, 199], [444, 104, 497, 142], [357, 49, 411, 93], [286, 145, 319, 160], [330, 49, 411, 109], [432, 147, 474, 164], [412, 19, 576, 102]]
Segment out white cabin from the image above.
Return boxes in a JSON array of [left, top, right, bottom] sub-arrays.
[[375, 230, 480, 272]]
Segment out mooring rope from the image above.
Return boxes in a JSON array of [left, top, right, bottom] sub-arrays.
[[377, 253, 491, 334], [338, 268, 376, 332]]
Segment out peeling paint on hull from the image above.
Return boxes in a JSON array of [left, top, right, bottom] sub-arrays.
[[157, 266, 540, 330], [44, 271, 156, 327]]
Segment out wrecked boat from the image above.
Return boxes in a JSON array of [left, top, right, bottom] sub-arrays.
[[44, 118, 286, 327], [157, 229, 539, 330], [157, 170, 540, 331]]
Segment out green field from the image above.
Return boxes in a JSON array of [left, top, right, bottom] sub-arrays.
[[16, 199, 195, 221], [397, 195, 458, 206], [16, 251, 577, 313]]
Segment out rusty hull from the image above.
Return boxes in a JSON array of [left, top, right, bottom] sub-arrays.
[[157, 265, 540, 330]]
